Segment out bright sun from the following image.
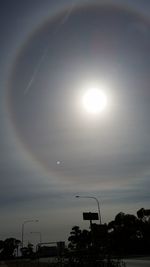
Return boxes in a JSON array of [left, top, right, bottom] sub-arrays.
[[82, 87, 107, 114]]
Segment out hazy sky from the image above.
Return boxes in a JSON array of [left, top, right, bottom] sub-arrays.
[[1, 0, 150, 245]]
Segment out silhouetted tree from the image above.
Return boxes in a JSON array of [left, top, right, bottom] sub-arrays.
[[0, 238, 21, 259], [137, 208, 150, 222], [137, 211, 150, 254], [68, 226, 91, 250], [107, 210, 150, 255], [67, 208, 150, 265]]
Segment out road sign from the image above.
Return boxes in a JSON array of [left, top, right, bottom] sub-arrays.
[[83, 212, 99, 221]]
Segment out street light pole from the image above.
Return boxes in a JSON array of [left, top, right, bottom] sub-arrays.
[[76, 195, 102, 224], [22, 220, 39, 248]]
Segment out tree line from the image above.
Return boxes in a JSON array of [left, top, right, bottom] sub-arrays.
[[0, 208, 149, 260], [68, 208, 150, 257]]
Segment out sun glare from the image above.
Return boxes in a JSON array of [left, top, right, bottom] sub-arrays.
[[82, 87, 107, 114]]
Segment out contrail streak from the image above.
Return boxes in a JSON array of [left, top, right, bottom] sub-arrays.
[[59, 3, 75, 26], [54, 2, 77, 34], [24, 47, 49, 95], [23, 1, 78, 95]]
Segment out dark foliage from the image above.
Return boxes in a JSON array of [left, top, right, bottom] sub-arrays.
[[0, 238, 21, 259], [68, 208, 150, 258]]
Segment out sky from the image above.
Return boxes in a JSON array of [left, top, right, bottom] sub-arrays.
[[0, 0, 150, 246]]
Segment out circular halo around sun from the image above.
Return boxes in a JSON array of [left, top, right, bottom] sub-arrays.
[[82, 88, 107, 114]]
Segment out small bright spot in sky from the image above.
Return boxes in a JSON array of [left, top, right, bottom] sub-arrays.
[[56, 161, 61, 165], [82, 87, 107, 114]]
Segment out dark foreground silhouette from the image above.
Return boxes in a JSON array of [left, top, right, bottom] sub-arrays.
[[0, 208, 149, 266], [67, 208, 150, 258]]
